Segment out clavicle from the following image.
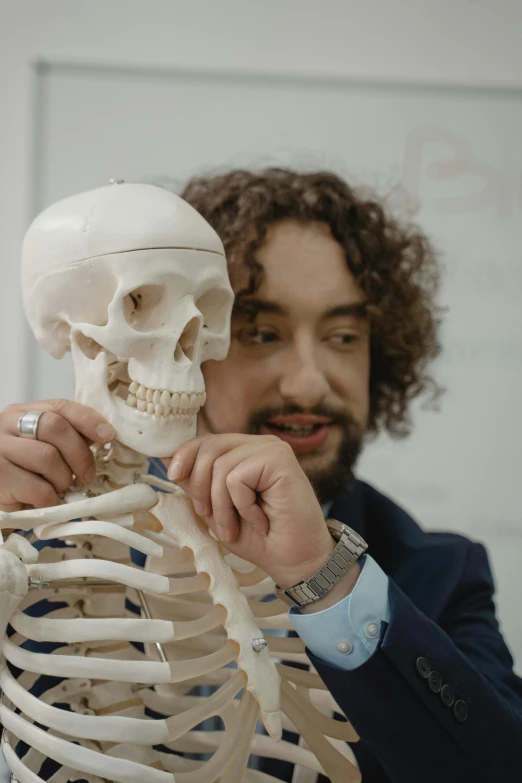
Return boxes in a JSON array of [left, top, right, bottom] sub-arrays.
[[0, 440, 360, 782]]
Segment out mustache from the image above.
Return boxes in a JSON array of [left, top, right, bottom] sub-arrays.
[[246, 403, 361, 432]]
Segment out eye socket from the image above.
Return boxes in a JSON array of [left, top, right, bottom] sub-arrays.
[[195, 288, 232, 334], [123, 285, 169, 331]]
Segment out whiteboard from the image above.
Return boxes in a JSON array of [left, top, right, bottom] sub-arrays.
[[31, 63, 522, 667]]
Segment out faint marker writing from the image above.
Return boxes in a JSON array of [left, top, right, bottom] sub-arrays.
[[402, 126, 522, 218]]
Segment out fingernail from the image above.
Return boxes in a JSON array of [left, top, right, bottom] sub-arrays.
[[217, 525, 229, 542], [168, 459, 183, 481], [95, 423, 115, 441], [193, 500, 206, 516], [85, 466, 96, 484]]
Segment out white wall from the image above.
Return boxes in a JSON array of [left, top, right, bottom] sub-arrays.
[[1, 0, 522, 407]]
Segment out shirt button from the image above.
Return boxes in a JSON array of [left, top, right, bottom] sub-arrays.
[[454, 699, 468, 722], [428, 670, 442, 693], [440, 684, 455, 707], [416, 657, 431, 679], [336, 640, 353, 655], [364, 622, 380, 639]]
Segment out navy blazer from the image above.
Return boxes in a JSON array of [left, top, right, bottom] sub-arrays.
[[298, 478, 522, 782], [7, 477, 522, 782]]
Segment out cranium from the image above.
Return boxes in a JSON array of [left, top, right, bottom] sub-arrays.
[[6, 183, 362, 783], [21, 183, 233, 456]]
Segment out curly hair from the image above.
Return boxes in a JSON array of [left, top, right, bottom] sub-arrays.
[[181, 168, 443, 437]]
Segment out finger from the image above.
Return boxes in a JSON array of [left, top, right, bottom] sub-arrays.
[[209, 457, 240, 543], [3, 400, 115, 444], [225, 465, 270, 534], [168, 433, 258, 482], [3, 409, 96, 485], [177, 439, 256, 517], [179, 438, 264, 520], [210, 446, 270, 541], [167, 436, 210, 482], [0, 436, 73, 494], [175, 444, 216, 517], [172, 435, 249, 512], [0, 458, 60, 511]]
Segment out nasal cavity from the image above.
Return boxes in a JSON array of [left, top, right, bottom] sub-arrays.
[[174, 316, 202, 363]]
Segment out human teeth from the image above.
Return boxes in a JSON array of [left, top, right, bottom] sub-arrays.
[[124, 383, 206, 417], [161, 390, 171, 407]]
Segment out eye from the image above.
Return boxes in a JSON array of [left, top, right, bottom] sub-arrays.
[[195, 288, 233, 334], [328, 333, 358, 348], [237, 327, 280, 346], [123, 285, 168, 331]]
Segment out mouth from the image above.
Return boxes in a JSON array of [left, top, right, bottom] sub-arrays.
[[265, 416, 333, 453], [106, 362, 205, 420]]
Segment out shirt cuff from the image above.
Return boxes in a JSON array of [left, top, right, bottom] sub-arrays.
[[289, 554, 390, 670]]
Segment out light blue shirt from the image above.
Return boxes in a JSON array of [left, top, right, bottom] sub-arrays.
[[0, 461, 390, 783], [289, 553, 390, 669], [147, 460, 391, 670]]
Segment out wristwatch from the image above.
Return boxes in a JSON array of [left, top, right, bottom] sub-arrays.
[[274, 519, 368, 608]]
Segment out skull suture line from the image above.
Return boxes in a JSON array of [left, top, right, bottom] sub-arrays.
[[21, 183, 234, 456]]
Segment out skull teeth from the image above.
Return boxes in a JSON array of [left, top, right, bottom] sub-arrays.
[[124, 384, 206, 418]]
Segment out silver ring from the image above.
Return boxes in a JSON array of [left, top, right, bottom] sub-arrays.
[[17, 411, 45, 440]]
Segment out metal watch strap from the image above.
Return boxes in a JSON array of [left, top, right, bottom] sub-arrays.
[[274, 519, 368, 608]]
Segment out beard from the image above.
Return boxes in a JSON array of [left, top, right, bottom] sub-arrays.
[[245, 403, 364, 505]]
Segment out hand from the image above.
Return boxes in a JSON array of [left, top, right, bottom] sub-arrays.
[[166, 433, 336, 588], [0, 400, 115, 512]]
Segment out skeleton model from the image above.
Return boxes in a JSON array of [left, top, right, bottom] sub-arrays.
[[0, 183, 360, 782]]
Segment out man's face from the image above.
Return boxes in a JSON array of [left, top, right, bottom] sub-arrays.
[[199, 220, 371, 502]]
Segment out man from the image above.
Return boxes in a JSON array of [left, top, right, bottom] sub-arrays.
[[1, 168, 521, 782]]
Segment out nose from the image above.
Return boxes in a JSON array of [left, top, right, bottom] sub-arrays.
[[174, 315, 203, 365], [278, 340, 330, 408]]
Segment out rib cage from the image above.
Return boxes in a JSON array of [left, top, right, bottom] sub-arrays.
[[0, 454, 360, 783]]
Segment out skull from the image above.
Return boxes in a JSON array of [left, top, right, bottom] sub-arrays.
[[21, 183, 233, 457]]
